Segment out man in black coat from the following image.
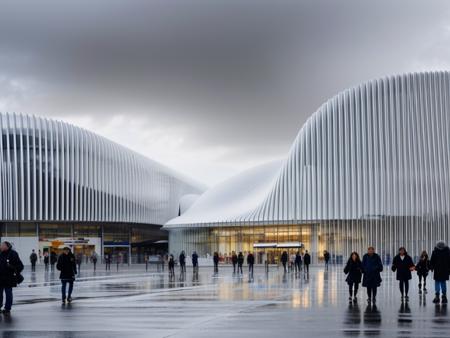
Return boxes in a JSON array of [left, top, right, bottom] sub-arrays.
[[295, 251, 302, 274], [324, 250, 331, 270], [237, 252, 244, 274], [281, 251, 288, 273], [57, 247, 77, 304], [247, 252, 255, 276], [0, 241, 24, 314], [303, 250, 311, 275], [391, 247, 415, 301], [30, 249, 38, 272], [430, 240, 450, 304]]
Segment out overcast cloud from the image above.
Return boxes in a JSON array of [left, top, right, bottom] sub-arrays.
[[1, 0, 450, 185]]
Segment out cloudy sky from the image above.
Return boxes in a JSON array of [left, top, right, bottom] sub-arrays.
[[1, 0, 450, 186]]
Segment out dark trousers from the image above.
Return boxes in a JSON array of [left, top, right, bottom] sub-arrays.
[[180, 263, 186, 274], [238, 264, 243, 274], [418, 275, 427, 288], [0, 287, 13, 311], [399, 280, 409, 296], [105, 262, 111, 271], [295, 262, 301, 273], [249, 264, 254, 275], [233, 263, 236, 273], [282, 262, 287, 272], [31, 263, 36, 272], [61, 280, 74, 300], [367, 286, 378, 300], [214, 263, 218, 273], [348, 283, 359, 297], [304, 264, 310, 274]]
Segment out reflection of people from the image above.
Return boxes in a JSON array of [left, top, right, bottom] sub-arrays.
[[344, 252, 362, 303], [416, 251, 430, 294], [0, 241, 24, 315], [57, 247, 77, 304], [391, 247, 414, 301], [362, 246, 383, 305], [430, 240, 450, 304]]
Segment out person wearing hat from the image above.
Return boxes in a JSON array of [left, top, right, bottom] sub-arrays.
[[57, 247, 77, 304], [0, 241, 24, 314]]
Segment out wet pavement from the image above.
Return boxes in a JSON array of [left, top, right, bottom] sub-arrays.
[[1, 264, 450, 337]]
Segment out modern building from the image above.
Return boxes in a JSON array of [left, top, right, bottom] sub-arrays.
[[0, 112, 204, 263], [165, 71, 450, 264]]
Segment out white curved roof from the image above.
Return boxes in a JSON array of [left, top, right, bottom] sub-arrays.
[[165, 160, 283, 227]]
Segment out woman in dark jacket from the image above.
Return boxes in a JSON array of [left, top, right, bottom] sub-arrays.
[[344, 252, 362, 302], [0, 241, 24, 314], [391, 247, 415, 301], [362, 246, 383, 304], [57, 247, 77, 304], [415, 250, 430, 294]]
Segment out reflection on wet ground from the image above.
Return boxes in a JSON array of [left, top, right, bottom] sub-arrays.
[[1, 265, 450, 337]]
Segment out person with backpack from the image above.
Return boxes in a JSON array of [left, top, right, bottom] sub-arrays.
[[416, 250, 430, 294], [57, 247, 77, 304], [29, 249, 38, 272], [344, 252, 363, 303], [430, 240, 450, 304], [0, 241, 24, 314], [237, 252, 244, 274], [391, 247, 415, 302]]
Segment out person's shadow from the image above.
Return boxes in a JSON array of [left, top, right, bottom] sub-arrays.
[[363, 304, 382, 334]]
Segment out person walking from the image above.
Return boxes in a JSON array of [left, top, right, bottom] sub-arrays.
[[247, 252, 255, 276], [324, 250, 330, 270], [344, 252, 362, 303], [91, 252, 98, 272], [50, 251, 57, 272], [231, 251, 238, 274], [43, 251, 49, 271], [168, 254, 175, 276], [0, 241, 24, 314], [179, 251, 186, 274], [104, 253, 111, 271], [213, 252, 219, 274], [416, 250, 430, 294], [237, 252, 244, 274], [295, 251, 302, 274], [281, 251, 288, 273], [192, 251, 199, 273], [57, 247, 77, 304], [430, 240, 450, 304], [391, 247, 415, 302], [303, 250, 311, 275], [29, 249, 38, 272], [75, 253, 82, 273], [362, 246, 383, 304]]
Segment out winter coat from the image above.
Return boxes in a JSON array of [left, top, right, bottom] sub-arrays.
[[213, 255, 219, 265], [281, 252, 288, 264], [324, 252, 330, 263], [344, 259, 362, 284], [30, 253, 38, 264], [415, 257, 430, 277], [295, 254, 302, 264], [391, 254, 414, 281], [430, 244, 450, 281], [247, 254, 254, 265], [0, 249, 24, 288], [303, 253, 311, 265], [192, 253, 198, 266], [231, 254, 238, 265], [57, 253, 77, 281], [362, 253, 383, 288], [179, 253, 186, 265], [237, 254, 244, 266]]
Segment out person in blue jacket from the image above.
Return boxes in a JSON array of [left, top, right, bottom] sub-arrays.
[[362, 246, 383, 305]]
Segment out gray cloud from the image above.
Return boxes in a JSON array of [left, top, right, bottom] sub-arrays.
[[1, 0, 450, 184]]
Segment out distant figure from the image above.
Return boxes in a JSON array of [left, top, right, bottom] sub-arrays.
[[362, 246, 383, 305], [391, 247, 414, 302], [430, 240, 450, 304], [75, 253, 83, 273], [213, 252, 219, 274], [416, 250, 430, 294], [179, 251, 186, 274], [91, 252, 98, 271], [344, 252, 362, 303], [44, 251, 49, 271], [324, 250, 330, 270], [57, 247, 77, 304], [192, 251, 199, 272], [50, 251, 57, 271], [237, 252, 244, 274], [281, 251, 288, 273], [231, 251, 238, 273], [247, 252, 255, 276], [30, 249, 38, 272], [104, 253, 111, 271], [295, 251, 302, 273], [289, 253, 296, 272], [303, 250, 311, 274], [38, 249, 42, 264], [0, 241, 24, 315], [168, 254, 175, 276]]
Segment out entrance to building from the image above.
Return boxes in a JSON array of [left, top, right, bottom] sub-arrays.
[[254, 242, 303, 264]]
